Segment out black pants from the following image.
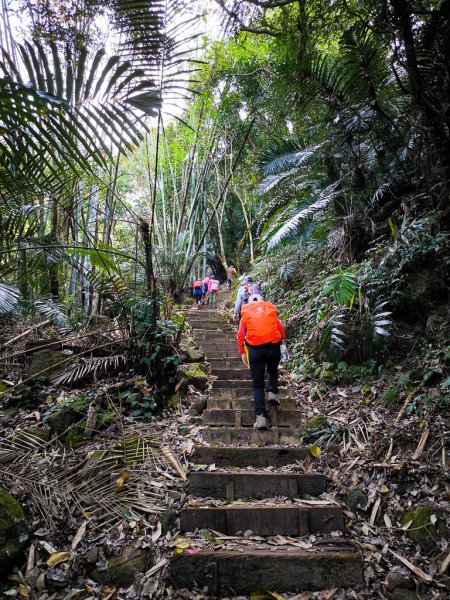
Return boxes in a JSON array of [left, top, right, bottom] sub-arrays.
[[247, 342, 281, 417]]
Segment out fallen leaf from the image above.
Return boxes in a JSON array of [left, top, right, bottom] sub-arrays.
[[309, 445, 321, 458], [250, 587, 286, 600], [71, 520, 88, 550], [46, 551, 70, 567], [387, 548, 433, 583], [115, 471, 129, 492], [151, 521, 162, 542]]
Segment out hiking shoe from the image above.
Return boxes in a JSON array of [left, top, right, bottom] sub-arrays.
[[267, 392, 280, 406], [253, 415, 268, 429]]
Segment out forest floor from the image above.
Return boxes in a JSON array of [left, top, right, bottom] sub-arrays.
[[0, 296, 449, 600]]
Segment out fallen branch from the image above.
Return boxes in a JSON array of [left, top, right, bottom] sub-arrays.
[[411, 428, 429, 460], [0, 340, 131, 398], [395, 384, 423, 423], [2, 319, 51, 347]]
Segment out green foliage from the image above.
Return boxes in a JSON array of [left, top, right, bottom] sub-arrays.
[[129, 297, 181, 397], [118, 389, 156, 420], [382, 386, 398, 407], [322, 269, 359, 308]]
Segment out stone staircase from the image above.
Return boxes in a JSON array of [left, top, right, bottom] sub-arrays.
[[170, 308, 363, 595]]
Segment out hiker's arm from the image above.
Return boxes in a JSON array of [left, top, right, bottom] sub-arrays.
[[233, 288, 242, 315], [237, 319, 246, 355]]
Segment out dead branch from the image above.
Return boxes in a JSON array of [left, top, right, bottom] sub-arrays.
[[2, 320, 51, 347]]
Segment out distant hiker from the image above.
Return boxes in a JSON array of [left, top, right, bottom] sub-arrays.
[[233, 276, 263, 322], [192, 279, 206, 309], [207, 276, 220, 307], [202, 276, 210, 305], [237, 294, 286, 429], [226, 265, 238, 288]]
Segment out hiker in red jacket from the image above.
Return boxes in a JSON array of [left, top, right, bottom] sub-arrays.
[[237, 294, 286, 429]]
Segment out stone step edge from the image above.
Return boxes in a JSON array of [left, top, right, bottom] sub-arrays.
[[169, 546, 364, 594], [180, 504, 344, 535]]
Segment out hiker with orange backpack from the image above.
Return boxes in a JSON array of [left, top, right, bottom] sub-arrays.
[[192, 279, 206, 309], [237, 294, 286, 429]]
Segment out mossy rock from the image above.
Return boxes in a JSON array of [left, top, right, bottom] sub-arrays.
[[401, 506, 447, 552], [168, 393, 181, 410], [89, 544, 151, 586], [12, 427, 50, 450], [0, 487, 30, 573], [10, 385, 35, 408], [344, 488, 368, 512], [179, 362, 207, 390], [0, 381, 11, 394], [306, 414, 327, 430], [0, 407, 20, 424], [46, 397, 89, 436], [28, 350, 70, 382]]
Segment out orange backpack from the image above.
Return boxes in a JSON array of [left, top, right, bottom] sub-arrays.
[[241, 301, 282, 346]]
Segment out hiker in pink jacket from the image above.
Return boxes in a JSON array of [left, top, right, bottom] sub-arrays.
[[207, 276, 220, 307]]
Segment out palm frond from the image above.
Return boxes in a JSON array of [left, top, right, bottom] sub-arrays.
[[262, 182, 342, 249], [0, 283, 20, 315], [52, 354, 127, 386]]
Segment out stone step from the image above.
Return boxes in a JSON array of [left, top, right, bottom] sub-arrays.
[[201, 427, 302, 445], [208, 358, 242, 369], [180, 504, 343, 536], [169, 546, 364, 594], [188, 472, 326, 499], [203, 409, 302, 427], [200, 342, 237, 352], [212, 385, 292, 397], [193, 445, 309, 467], [194, 331, 234, 341], [212, 379, 253, 389], [188, 312, 223, 320], [210, 369, 252, 381], [191, 324, 233, 332], [203, 350, 241, 360], [207, 396, 296, 410]]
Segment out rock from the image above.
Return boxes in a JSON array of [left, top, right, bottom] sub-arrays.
[[89, 544, 151, 586], [12, 427, 50, 449], [385, 573, 416, 592], [189, 396, 207, 416], [160, 506, 178, 535], [391, 590, 418, 600], [344, 488, 368, 511], [10, 385, 35, 408], [168, 394, 181, 410], [401, 506, 447, 552], [179, 340, 205, 363], [0, 407, 20, 424], [181, 363, 207, 390], [28, 350, 70, 382], [46, 396, 89, 436], [0, 486, 30, 572]]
